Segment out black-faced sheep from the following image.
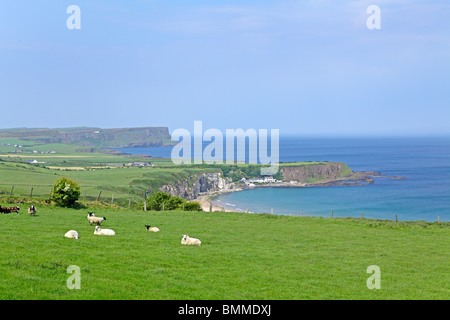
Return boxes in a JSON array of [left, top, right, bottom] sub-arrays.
[[28, 205, 37, 216], [94, 226, 115, 236], [87, 213, 106, 226], [181, 234, 201, 246], [145, 225, 160, 232]]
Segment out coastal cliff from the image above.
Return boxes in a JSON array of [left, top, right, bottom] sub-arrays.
[[159, 172, 235, 200], [157, 162, 386, 200], [279, 162, 352, 184]]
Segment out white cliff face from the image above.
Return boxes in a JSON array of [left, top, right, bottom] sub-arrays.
[[159, 172, 234, 200]]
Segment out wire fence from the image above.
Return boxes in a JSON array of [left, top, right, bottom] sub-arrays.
[[0, 184, 444, 222], [0, 183, 146, 208]]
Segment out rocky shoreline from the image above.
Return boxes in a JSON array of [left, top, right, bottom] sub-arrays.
[[196, 171, 407, 212], [152, 162, 407, 213]]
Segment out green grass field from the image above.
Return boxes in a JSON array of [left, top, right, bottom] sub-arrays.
[[0, 205, 448, 300], [0, 161, 219, 205]]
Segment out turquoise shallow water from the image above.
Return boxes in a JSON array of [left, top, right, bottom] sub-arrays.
[[117, 136, 450, 221]]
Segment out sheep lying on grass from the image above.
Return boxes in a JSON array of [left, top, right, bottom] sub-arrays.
[[145, 225, 160, 232], [94, 226, 115, 236], [181, 234, 201, 246], [64, 230, 79, 239], [28, 206, 37, 216]]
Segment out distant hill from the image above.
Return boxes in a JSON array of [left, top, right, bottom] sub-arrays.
[[0, 127, 174, 148]]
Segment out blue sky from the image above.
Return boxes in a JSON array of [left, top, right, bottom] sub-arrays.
[[0, 0, 449, 135]]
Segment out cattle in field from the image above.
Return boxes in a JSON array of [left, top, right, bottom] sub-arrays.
[[0, 206, 9, 214], [8, 206, 20, 214]]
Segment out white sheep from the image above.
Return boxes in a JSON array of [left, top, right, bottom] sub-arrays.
[[87, 212, 96, 223], [64, 230, 79, 239], [94, 226, 115, 236], [181, 234, 201, 246], [145, 225, 160, 232], [28, 205, 37, 216], [88, 216, 106, 226]]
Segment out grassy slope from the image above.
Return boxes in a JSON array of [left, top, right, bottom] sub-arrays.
[[0, 151, 354, 203], [0, 127, 174, 149], [0, 139, 172, 167], [0, 162, 216, 203], [0, 207, 448, 300]]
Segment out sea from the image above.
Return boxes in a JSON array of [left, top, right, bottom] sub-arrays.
[[116, 136, 450, 222]]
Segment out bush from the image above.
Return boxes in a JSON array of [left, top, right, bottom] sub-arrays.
[[146, 192, 203, 211], [147, 192, 172, 211], [50, 177, 81, 206], [184, 201, 202, 211]]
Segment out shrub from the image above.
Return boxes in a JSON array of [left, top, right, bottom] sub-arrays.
[[146, 192, 203, 211], [50, 177, 81, 206], [147, 192, 171, 211], [184, 201, 202, 211]]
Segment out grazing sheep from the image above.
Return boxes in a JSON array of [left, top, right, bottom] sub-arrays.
[[8, 206, 20, 214], [88, 216, 106, 226], [28, 205, 37, 216], [94, 226, 115, 236], [181, 234, 201, 246], [145, 225, 160, 232], [64, 230, 79, 239]]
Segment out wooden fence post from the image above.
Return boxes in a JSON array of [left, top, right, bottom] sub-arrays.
[[395, 214, 398, 222], [182, 202, 185, 211], [10, 185, 14, 197], [361, 211, 364, 219], [111, 194, 114, 205], [96, 191, 102, 202], [30, 187, 33, 198], [271, 208, 273, 215], [209, 203, 212, 212], [144, 201, 147, 211], [129, 198, 131, 209], [331, 210, 333, 218], [438, 216, 440, 223]]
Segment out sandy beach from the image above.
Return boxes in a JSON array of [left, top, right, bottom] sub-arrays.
[[196, 194, 237, 212]]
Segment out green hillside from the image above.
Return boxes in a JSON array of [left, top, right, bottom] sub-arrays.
[[0, 207, 448, 299], [0, 127, 174, 149]]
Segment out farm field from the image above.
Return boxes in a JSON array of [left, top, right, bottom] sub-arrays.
[[0, 145, 340, 206], [0, 206, 448, 300], [0, 138, 174, 167], [0, 161, 218, 206]]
